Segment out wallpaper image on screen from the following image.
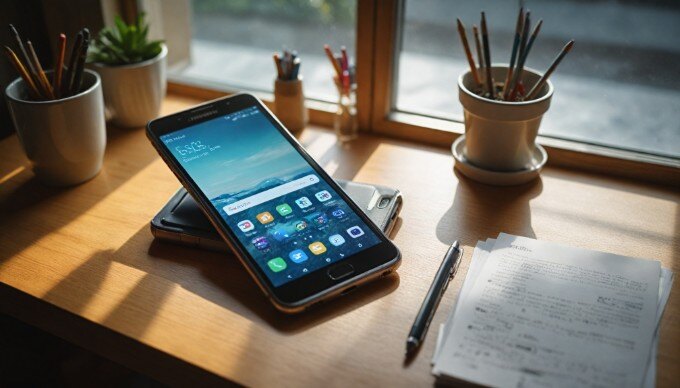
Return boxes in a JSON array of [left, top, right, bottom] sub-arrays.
[[161, 107, 380, 286]]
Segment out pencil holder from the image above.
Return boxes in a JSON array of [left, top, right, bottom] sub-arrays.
[[458, 66, 552, 172], [334, 82, 358, 143], [274, 78, 308, 136], [5, 69, 106, 186]]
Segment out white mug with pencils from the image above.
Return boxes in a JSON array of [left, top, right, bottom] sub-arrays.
[[455, 10, 574, 177], [4, 25, 106, 186]]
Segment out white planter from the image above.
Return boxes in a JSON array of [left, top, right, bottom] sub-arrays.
[[458, 66, 553, 172], [5, 70, 106, 186], [90, 44, 167, 128]]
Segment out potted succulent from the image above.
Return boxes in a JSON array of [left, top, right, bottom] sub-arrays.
[[88, 13, 167, 128]]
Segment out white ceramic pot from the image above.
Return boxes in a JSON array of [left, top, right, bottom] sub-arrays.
[[90, 44, 167, 128], [458, 66, 553, 172], [5, 70, 106, 186]]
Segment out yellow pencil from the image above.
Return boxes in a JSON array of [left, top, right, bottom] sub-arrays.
[[456, 19, 481, 87], [26, 40, 55, 99], [4, 46, 41, 99]]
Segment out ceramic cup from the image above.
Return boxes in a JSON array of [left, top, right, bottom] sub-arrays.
[[5, 69, 106, 186], [89, 44, 167, 128], [274, 77, 308, 136], [458, 66, 553, 172]]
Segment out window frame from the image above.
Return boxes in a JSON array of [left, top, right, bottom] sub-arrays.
[[152, 0, 679, 185], [364, 0, 679, 184]]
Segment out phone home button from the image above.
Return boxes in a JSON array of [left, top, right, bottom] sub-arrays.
[[327, 263, 355, 280]]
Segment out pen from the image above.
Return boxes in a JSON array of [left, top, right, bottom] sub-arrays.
[[405, 241, 463, 358]]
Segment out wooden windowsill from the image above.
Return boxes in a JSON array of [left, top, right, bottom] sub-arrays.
[[168, 81, 679, 187]]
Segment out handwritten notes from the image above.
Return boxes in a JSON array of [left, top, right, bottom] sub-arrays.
[[432, 234, 673, 388]]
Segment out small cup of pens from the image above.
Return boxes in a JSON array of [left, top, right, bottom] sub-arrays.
[[4, 25, 106, 186], [324, 44, 357, 143], [453, 10, 574, 185], [273, 49, 307, 137]]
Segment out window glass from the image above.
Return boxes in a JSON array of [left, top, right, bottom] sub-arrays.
[[396, 0, 680, 158], [173, 0, 357, 102]]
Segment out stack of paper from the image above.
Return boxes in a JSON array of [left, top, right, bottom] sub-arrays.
[[432, 234, 673, 388]]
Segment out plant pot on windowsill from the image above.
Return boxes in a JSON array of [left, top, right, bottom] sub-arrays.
[[89, 44, 167, 128], [453, 65, 553, 186]]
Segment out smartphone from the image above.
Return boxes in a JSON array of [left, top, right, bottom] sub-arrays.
[[146, 94, 401, 313], [150, 181, 403, 252]]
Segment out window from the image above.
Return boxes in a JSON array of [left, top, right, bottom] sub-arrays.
[[395, 0, 680, 159], [170, 0, 357, 102]]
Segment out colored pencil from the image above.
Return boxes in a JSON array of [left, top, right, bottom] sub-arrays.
[[472, 25, 484, 84], [324, 44, 343, 78], [70, 28, 89, 96], [456, 18, 481, 87], [4, 46, 41, 99], [502, 7, 524, 100], [273, 53, 283, 79], [519, 19, 542, 68], [26, 40, 55, 99], [508, 11, 531, 100], [63, 31, 83, 97], [8, 24, 40, 89], [53, 33, 66, 98], [526, 40, 574, 100], [341, 46, 349, 72], [480, 12, 494, 98], [291, 57, 301, 79]]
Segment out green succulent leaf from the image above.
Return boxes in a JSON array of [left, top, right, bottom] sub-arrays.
[[88, 12, 164, 65]]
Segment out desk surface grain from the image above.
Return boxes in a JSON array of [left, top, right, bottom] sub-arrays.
[[0, 95, 678, 387]]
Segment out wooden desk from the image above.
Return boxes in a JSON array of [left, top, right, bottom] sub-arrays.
[[1, 95, 678, 386]]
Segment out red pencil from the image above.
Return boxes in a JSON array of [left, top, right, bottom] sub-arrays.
[[53, 33, 66, 98]]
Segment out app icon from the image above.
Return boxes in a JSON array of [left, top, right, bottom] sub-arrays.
[[276, 203, 293, 216], [289, 249, 308, 263], [309, 242, 327, 255], [330, 208, 346, 219], [237, 220, 254, 232], [295, 196, 312, 209], [307, 212, 328, 226], [256, 211, 274, 224], [267, 257, 287, 272], [271, 227, 291, 242], [252, 236, 270, 250], [347, 226, 365, 238], [329, 234, 346, 246], [315, 190, 332, 202], [294, 220, 308, 231]]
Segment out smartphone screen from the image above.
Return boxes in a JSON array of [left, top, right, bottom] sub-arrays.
[[159, 106, 382, 287]]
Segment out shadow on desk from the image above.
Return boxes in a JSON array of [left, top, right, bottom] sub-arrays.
[[0, 127, 160, 267], [145, 237, 401, 333], [436, 169, 543, 246], [41, 224, 400, 337]]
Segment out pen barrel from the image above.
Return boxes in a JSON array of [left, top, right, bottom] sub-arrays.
[[408, 245, 461, 342]]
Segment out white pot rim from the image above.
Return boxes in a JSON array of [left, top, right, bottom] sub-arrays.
[[89, 43, 167, 70], [458, 65, 554, 107], [5, 69, 101, 106]]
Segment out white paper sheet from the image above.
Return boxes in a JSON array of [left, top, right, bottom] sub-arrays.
[[434, 245, 673, 387], [433, 234, 663, 388]]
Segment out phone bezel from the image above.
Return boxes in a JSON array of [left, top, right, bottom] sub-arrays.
[[146, 93, 400, 309]]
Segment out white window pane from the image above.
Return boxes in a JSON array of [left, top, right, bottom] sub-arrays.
[[396, 0, 680, 158], [173, 0, 356, 102]]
